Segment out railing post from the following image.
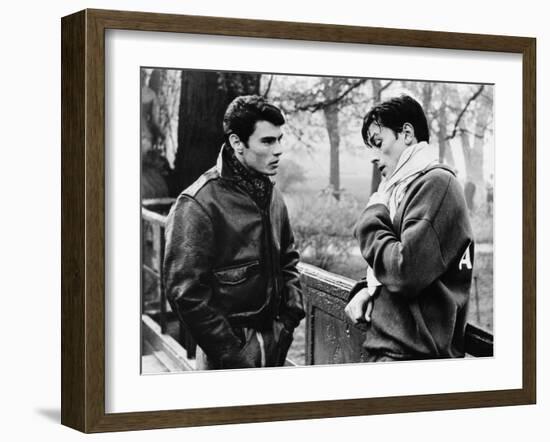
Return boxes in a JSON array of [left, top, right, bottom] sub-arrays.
[[474, 275, 481, 325], [304, 289, 314, 366], [159, 225, 167, 334], [141, 217, 146, 317]]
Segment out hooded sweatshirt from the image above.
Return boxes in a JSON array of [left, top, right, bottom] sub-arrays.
[[353, 149, 474, 359]]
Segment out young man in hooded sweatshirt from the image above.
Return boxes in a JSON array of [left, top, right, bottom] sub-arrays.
[[345, 95, 474, 362]]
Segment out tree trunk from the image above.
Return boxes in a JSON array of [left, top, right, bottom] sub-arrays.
[[172, 71, 260, 195], [369, 80, 383, 196], [459, 123, 477, 211], [467, 108, 488, 207], [460, 123, 472, 179], [471, 110, 487, 186], [324, 104, 341, 200], [437, 104, 455, 167], [321, 78, 343, 200], [322, 79, 342, 199], [461, 111, 486, 187], [422, 82, 433, 115], [141, 69, 170, 199]]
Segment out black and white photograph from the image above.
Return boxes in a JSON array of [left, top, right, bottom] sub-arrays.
[[140, 68, 494, 373], [3, 0, 545, 437]]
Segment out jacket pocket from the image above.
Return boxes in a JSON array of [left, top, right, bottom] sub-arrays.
[[214, 260, 260, 285], [213, 260, 266, 315]]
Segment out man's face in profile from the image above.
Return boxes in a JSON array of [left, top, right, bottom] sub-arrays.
[[366, 121, 408, 178], [240, 120, 284, 176]]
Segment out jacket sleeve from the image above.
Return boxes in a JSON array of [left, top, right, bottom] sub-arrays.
[[163, 196, 244, 366], [277, 203, 305, 331], [354, 172, 461, 299]]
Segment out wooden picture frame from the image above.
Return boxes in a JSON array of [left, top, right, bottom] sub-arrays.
[[61, 8, 536, 433]]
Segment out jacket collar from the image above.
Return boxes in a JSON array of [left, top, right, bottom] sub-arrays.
[[215, 143, 277, 182], [215, 143, 273, 209]]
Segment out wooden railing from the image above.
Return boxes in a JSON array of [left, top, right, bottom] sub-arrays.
[[141, 199, 493, 370], [299, 263, 493, 361]]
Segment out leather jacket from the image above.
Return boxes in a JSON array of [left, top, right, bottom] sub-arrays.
[[163, 150, 305, 368]]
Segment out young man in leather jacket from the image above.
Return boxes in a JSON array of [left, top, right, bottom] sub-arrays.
[[164, 95, 305, 370]]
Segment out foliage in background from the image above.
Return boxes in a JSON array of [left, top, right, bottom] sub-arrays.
[[275, 158, 307, 192], [147, 69, 182, 167], [470, 202, 494, 244], [287, 191, 361, 271]]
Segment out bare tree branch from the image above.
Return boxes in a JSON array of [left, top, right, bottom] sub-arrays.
[[444, 85, 485, 141], [378, 80, 394, 94], [286, 121, 319, 153], [262, 75, 274, 98], [295, 79, 367, 112]]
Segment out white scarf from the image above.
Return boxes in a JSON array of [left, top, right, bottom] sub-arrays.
[[365, 141, 440, 294]]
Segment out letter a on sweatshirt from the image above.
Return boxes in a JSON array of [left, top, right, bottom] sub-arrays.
[[459, 243, 473, 270]]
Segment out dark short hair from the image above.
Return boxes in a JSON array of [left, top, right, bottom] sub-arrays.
[[361, 95, 430, 146], [223, 95, 285, 144]]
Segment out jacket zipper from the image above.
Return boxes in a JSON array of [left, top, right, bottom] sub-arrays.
[[261, 186, 280, 318]]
